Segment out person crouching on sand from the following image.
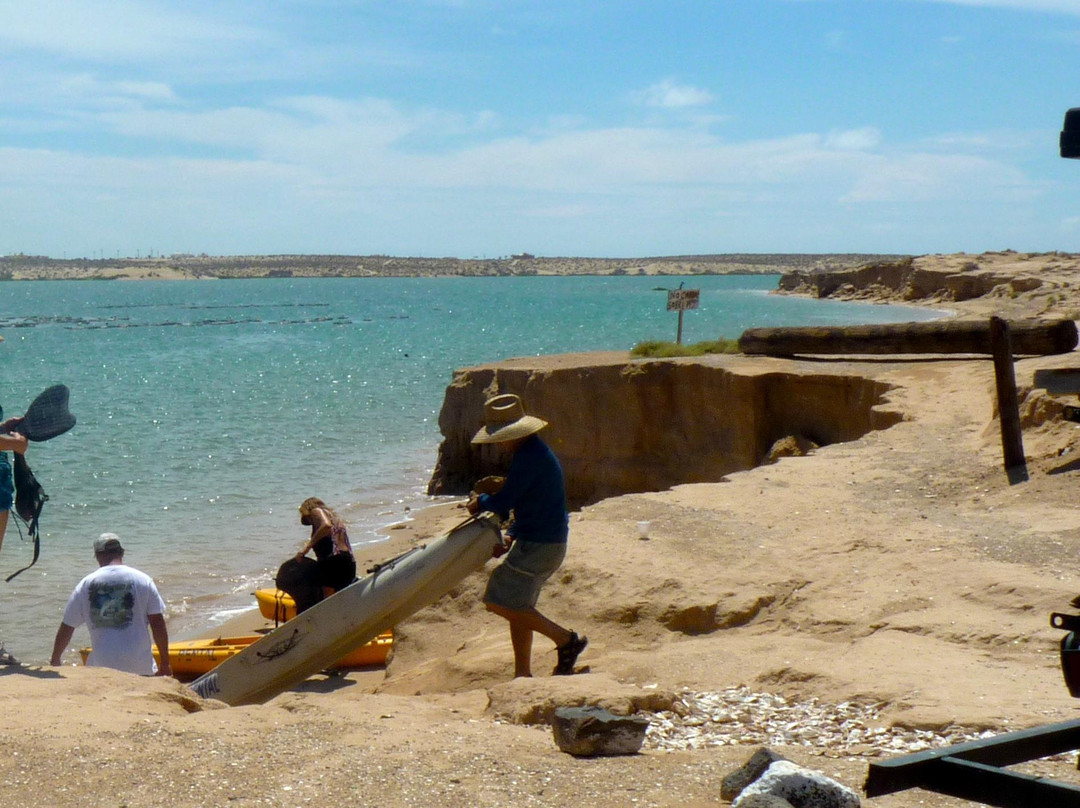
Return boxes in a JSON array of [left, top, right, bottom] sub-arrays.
[[466, 393, 587, 678], [297, 497, 356, 598]]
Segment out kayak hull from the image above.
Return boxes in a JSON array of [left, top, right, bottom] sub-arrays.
[[190, 516, 500, 705]]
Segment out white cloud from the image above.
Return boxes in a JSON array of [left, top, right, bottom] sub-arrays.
[[825, 128, 882, 151], [842, 152, 1035, 202], [1, 93, 1036, 208], [0, 146, 307, 193], [57, 75, 178, 107], [0, 0, 271, 62], [84, 95, 496, 170], [0, 70, 180, 134], [0, 82, 1050, 255], [634, 79, 714, 109]]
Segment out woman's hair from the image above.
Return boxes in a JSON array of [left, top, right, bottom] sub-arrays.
[[298, 497, 326, 518], [299, 497, 344, 528]]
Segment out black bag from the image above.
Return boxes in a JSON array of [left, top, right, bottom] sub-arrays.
[[7, 453, 47, 581], [274, 556, 323, 616]]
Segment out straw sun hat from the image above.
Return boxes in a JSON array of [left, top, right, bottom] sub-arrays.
[[471, 394, 548, 445]]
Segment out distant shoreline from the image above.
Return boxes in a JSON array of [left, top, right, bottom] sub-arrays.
[[0, 252, 907, 281]]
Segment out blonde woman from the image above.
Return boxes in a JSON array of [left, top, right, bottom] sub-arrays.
[[297, 497, 356, 598]]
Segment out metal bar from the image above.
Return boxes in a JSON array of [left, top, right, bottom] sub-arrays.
[[865, 719, 1080, 797], [916, 756, 1080, 808]]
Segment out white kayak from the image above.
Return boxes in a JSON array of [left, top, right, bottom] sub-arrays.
[[190, 516, 502, 706]]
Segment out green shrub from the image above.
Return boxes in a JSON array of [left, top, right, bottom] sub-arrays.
[[630, 338, 740, 357]]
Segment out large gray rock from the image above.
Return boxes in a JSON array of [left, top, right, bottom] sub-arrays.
[[552, 705, 649, 757], [732, 760, 860, 808], [722, 747, 789, 801]]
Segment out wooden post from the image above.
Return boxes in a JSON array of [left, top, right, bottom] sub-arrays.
[[989, 316, 1027, 476], [738, 318, 1078, 357]]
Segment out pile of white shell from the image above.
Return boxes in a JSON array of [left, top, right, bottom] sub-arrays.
[[642, 686, 997, 755]]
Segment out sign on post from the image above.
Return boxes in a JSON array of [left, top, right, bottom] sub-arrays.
[[666, 288, 700, 312], [658, 286, 700, 344]]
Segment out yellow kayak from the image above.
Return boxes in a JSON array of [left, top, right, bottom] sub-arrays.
[[79, 630, 393, 680], [255, 587, 369, 623], [255, 587, 300, 622]]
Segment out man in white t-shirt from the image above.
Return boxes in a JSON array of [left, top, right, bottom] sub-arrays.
[[49, 533, 171, 676]]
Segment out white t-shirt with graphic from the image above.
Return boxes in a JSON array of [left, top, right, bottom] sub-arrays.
[[62, 563, 166, 675]]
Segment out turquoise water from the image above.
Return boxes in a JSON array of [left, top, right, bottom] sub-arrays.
[[0, 275, 939, 663]]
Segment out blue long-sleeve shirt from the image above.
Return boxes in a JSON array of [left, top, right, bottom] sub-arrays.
[[476, 434, 569, 544]]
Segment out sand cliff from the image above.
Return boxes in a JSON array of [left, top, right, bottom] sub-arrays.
[[776, 249, 1080, 321], [429, 352, 901, 507]]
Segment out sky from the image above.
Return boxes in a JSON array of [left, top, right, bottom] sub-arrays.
[[4, 0, 1080, 259]]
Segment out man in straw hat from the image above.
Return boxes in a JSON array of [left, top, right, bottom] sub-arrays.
[[467, 393, 587, 677], [0, 334, 30, 665]]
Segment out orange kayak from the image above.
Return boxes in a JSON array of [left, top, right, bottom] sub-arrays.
[[255, 587, 301, 622], [79, 630, 393, 680]]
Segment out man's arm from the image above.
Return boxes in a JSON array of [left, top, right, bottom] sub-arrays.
[[50, 623, 75, 666], [473, 445, 539, 519], [148, 613, 171, 677]]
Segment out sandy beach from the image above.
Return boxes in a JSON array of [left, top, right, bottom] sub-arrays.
[[5, 251, 1080, 806]]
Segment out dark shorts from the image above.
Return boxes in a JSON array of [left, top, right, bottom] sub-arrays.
[[0, 453, 12, 512], [317, 552, 357, 593], [483, 540, 566, 612]]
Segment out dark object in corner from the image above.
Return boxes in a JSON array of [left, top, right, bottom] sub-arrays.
[[887, 611, 1080, 802], [1062, 108, 1080, 159], [1051, 611, 1080, 697], [866, 718, 1080, 805]]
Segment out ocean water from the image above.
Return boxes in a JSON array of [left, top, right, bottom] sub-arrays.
[[0, 275, 939, 663]]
